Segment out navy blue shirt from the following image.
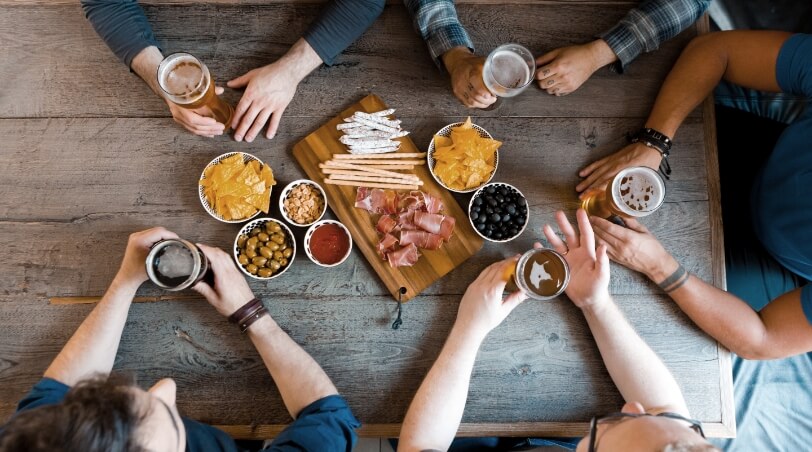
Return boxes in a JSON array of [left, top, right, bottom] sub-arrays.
[[751, 33, 812, 323], [10, 378, 360, 452]]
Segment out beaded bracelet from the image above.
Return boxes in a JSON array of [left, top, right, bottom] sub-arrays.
[[629, 127, 673, 179]]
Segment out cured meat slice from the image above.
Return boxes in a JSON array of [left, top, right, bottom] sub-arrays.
[[423, 192, 444, 214], [398, 211, 419, 231], [387, 243, 419, 268], [376, 215, 398, 235], [438, 215, 456, 241], [355, 187, 399, 214], [355, 187, 373, 211], [400, 230, 444, 250], [413, 211, 445, 235], [377, 233, 399, 260]]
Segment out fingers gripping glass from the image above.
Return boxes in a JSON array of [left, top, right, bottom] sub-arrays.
[[588, 412, 705, 452]]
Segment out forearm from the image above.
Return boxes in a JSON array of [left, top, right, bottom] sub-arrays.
[[302, 0, 384, 65], [130, 45, 165, 98], [274, 38, 324, 84], [81, 0, 160, 68], [399, 325, 485, 452], [44, 275, 139, 386], [582, 298, 688, 415], [247, 315, 338, 419]]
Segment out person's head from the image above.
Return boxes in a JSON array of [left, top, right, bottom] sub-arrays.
[[575, 402, 720, 452], [0, 375, 186, 452]]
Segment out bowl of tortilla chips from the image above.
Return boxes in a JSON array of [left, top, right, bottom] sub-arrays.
[[199, 152, 276, 223], [427, 117, 501, 193]]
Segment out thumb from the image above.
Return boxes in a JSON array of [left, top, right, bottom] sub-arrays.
[[192, 280, 216, 301], [503, 289, 528, 312], [596, 243, 610, 272], [535, 50, 558, 67], [228, 71, 252, 88]]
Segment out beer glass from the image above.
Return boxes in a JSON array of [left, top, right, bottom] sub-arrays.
[[483, 43, 536, 99], [581, 166, 666, 220], [145, 239, 211, 291], [506, 248, 570, 300], [157, 52, 234, 127]]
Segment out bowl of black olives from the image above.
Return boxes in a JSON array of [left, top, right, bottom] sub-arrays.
[[234, 218, 296, 280], [468, 183, 528, 242]]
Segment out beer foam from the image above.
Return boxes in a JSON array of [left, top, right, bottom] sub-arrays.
[[155, 245, 195, 279], [490, 50, 531, 89], [158, 53, 209, 103], [613, 167, 665, 215]]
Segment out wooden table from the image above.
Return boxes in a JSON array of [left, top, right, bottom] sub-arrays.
[[0, 0, 734, 439]]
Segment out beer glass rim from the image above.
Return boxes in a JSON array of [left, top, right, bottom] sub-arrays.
[[611, 166, 666, 217], [156, 52, 210, 103], [145, 238, 205, 291], [484, 43, 536, 92], [514, 248, 570, 300]]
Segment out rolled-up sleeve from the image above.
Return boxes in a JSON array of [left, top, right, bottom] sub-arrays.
[[598, 0, 710, 73], [404, 0, 474, 69], [265, 395, 361, 452], [303, 0, 386, 66], [81, 0, 160, 69]]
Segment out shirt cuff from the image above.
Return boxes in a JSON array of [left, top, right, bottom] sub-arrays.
[[426, 23, 474, 71], [598, 22, 643, 74]]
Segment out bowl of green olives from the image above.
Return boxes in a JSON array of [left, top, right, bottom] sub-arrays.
[[234, 218, 296, 280]]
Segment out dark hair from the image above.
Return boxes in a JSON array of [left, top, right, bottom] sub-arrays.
[[0, 374, 148, 452]]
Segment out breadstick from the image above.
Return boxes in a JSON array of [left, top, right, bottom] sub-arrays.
[[319, 161, 419, 180], [334, 159, 424, 166], [362, 165, 415, 170], [325, 179, 419, 190], [333, 152, 426, 159], [328, 173, 424, 185], [321, 168, 417, 180]]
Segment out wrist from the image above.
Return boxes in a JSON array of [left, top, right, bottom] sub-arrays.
[[580, 295, 613, 318], [280, 38, 323, 82], [449, 321, 489, 345], [587, 39, 617, 69], [110, 273, 142, 296], [644, 254, 680, 283], [442, 46, 473, 74]]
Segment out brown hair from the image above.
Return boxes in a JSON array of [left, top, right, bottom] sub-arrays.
[[0, 374, 147, 452]]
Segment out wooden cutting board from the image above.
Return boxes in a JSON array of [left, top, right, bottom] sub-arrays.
[[292, 94, 484, 301]]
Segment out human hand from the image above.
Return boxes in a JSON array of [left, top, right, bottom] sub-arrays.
[[228, 63, 298, 142], [456, 256, 527, 338], [589, 216, 678, 282], [540, 209, 610, 309], [166, 87, 227, 138], [535, 40, 616, 96], [575, 142, 662, 196], [191, 244, 256, 317], [116, 227, 180, 287], [443, 47, 497, 109]]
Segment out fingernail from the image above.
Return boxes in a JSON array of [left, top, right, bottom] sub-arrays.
[[246, 136, 254, 143], [234, 135, 243, 141]]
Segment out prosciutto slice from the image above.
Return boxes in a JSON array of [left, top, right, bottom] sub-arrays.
[[400, 230, 444, 251], [377, 233, 399, 259], [387, 243, 419, 268], [413, 211, 444, 235], [423, 192, 444, 214], [376, 215, 398, 235], [355, 187, 398, 215]]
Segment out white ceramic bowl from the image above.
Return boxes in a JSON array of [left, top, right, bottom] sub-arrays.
[[427, 122, 499, 193], [233, 217, 296, 280], [199, 152, 268, 223], [303, 220, 353, 268], [468, 182, 529, 243], [278, 179, 327, 227]]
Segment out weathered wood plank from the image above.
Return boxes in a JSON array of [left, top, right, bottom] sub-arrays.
[[0, 116, 710, 301], [0, 3, 696, 119], [0, 294, 724, 434]]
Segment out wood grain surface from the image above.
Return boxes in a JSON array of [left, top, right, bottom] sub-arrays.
[[293, 94, 484, 301], [0, 0, 733, 440]]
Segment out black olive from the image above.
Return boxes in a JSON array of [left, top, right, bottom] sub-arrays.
[[506, 204, 516, 215], [494, 232, 503, 240], [486, 186, 496, 194], [473, 197, 483, 206], [519, 206, 528, 214], [495, 195, 504, 203], [487, 198, 497, 207], [509, 228, 519, 236], [517, 216, 526, 225], [485, 207, 493, 215], [476, 222, 486, 231], [499, 187, 508, 196], [490, 213, 501, 223], [487, 223, 496, 231], [470, 211, 479, 221], [471, 206, 480, 214], [478, 215, 487, 224], [502, 214, 511, 223]]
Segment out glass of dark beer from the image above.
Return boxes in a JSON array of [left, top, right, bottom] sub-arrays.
[[145, 239, 211, 291], [506, 248, 570, 301], [157, 52, 234, 128]]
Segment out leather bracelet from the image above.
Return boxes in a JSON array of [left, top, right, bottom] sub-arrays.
[[628, 127, 673, 179], [228, 297, 261, 324], [238, 306, 268, 333]]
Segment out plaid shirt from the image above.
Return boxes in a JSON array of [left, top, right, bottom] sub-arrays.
[[403, 0, 473, 69], [599, 0, 711, 72]]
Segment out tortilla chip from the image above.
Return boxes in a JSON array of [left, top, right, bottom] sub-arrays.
[[432, 117, 500, 190], [199, 154, 275, 219]]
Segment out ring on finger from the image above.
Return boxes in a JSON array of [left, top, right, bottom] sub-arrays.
[[560, 244, 570, 256]]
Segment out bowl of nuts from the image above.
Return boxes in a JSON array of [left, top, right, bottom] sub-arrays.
[[234, 217, 295, 280], [279, 179, 327, 227]]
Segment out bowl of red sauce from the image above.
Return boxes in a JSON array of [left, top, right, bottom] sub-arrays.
[[304, 220, 353, 267]]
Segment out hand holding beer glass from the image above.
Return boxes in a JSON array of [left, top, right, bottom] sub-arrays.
[[481, 43, 536, 109], [580, 166, 665, 220], [158, 53, 234, 132]]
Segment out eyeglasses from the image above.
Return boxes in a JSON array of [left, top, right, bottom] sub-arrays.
[[588, 411, 705, 452]]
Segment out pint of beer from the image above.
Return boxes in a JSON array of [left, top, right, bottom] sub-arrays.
[[581, 166, 665, 219], [157, 53, 234, 127], [510, 249, 570, 300]]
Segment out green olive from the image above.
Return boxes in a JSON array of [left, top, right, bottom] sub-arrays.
[[246, 236, 259, 248], [269, 260, 281, 271], [267, 222, 282, 233], [268, 242, 280, 251], [250, 227, 261, 236], [238, 254, 249, 266], [257, 268, 274, 278], [273, 251, 284, 261], [252, 256, 268, 266], [257, 232, 270, 242], [245, 248, 258, 259], [278, 242, 288, 251], [282, 248, 293, 258], [279, 258, 288, 267], [246, 264, 258, 275], [259, 247, 273, 258], [237, 235, 248, 248], [271, 234, 285, 244]]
